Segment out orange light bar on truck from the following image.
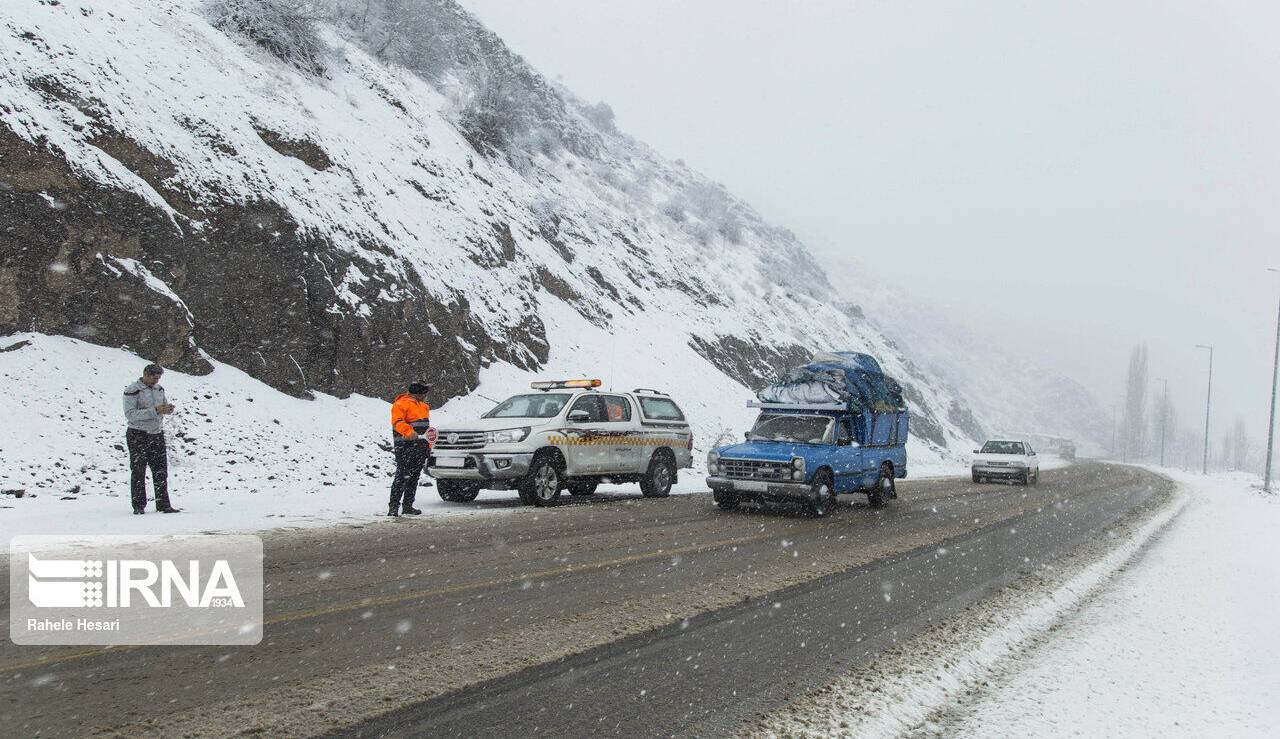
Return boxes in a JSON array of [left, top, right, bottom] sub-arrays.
[[530, 379, 602, 391]]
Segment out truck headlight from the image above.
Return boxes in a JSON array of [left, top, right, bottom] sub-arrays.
[[486, 427, 530, 444], [707, 451, 720, 475], [1010, 461, 1026, 468], [791, 457, 805, 480]]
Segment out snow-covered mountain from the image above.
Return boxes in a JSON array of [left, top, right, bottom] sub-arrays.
[[2, 0, 996, 510]]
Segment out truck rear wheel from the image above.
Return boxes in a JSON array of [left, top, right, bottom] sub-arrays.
[[437, 480, 480, 503], [640, 453, 675, 498], [568, 480, 598, 496], [867, 465, 894, 509]]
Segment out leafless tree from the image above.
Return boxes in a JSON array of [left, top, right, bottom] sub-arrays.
[[1122, 344, 1149, 461]]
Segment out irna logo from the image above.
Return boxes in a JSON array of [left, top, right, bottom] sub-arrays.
[[27, 553, 245, 609]]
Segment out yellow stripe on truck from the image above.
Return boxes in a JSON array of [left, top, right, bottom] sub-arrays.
[[547, 436, 684, 447]]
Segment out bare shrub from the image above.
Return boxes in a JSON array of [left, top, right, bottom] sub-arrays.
[[205, 0, 329, 75], [582, 101, 616, 133], [451, 61, 532, 153]]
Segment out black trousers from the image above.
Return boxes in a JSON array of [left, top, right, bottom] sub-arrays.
[[390, 441, 429, 510], [126, 428, 170, 511]]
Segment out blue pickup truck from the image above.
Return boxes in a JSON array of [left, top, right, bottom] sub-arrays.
[[706, 353, 909, 517]]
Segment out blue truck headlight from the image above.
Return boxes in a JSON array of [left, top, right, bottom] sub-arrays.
[[791, 457, 805, 480], [486, 427, 530, 444], [707, 451, 720, 475]]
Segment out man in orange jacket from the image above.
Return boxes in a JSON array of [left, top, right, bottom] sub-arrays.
[[389, 382, 432, 516]]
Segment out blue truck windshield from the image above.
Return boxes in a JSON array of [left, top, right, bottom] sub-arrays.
[[748, 415, 832, 444]]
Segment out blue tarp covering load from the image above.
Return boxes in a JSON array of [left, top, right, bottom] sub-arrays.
[[757, 352, 906, 412]]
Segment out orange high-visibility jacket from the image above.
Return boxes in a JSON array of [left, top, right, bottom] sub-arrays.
[[391, 394, 431, 440]]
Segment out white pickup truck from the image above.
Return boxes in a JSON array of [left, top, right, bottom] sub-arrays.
[[428, 380, 694, 506], [971, 439, 1040, 485]]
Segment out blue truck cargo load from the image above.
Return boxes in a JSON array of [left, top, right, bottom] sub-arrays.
[[756, 352, 906, 412]]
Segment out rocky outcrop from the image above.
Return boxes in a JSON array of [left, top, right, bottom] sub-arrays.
[[0, 127, 544, 400]]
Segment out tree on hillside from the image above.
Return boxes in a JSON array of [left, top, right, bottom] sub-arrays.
[[1122, 344, 1149, 461]]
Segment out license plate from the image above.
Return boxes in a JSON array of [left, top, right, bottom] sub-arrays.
[[735, 481, 769, 492], [435, 456, 467, 468]]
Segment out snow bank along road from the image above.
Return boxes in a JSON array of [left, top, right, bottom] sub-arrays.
[[0, 462, 1170, 737]]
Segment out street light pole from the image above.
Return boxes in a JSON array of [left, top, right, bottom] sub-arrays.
[[1264, 268, 1279, 493], [1111, 408, 1118, 460], [1196, 344, 1215, 475], [1155, 377, 1169, 467]]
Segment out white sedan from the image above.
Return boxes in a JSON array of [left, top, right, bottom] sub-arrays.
[[971, 439, 1040, 485]]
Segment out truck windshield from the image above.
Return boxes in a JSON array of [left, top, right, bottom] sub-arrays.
[[484, 393, 571, 419], [748, 415, 832, 444]]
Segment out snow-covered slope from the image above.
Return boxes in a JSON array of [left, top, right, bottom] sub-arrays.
[[1, 0, 986, 521]]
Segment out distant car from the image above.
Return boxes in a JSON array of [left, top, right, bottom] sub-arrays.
[[428, 380, 693, 506], [971, 439, 1039, 485]]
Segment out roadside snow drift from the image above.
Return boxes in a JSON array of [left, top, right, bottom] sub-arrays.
[[931, 470, 1280, 737]]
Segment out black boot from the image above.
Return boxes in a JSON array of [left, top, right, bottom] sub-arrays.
[[133, 508, 145, 515], [401, 506, 423, 515], [388, 506, 400, 517], [157, 506, 181, 513]]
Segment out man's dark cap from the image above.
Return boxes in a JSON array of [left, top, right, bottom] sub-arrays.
[[408, 382, 430, 395], [143, 363, 164, 376]]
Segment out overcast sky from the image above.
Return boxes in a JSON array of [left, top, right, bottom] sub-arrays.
[[460, 0, 1279, 454]]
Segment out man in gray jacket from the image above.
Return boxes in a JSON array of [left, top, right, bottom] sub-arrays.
[[123, 363, 180, 514]]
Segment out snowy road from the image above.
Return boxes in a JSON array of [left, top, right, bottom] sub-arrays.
[[0, 463, 1167, 737]]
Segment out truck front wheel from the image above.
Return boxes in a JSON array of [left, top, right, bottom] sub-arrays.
[[806, 472, 836, 518], [437, 480, 481, 503], [713, 489, 740, 510], [519, 456, 562, 506]]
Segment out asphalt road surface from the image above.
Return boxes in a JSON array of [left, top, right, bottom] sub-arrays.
[[0, 462, 1169, 737]]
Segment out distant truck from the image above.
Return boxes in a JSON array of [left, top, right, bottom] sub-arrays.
[[706, 353, 909, 517], [428, 380, 693, 506]]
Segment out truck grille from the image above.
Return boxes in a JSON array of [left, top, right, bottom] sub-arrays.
[[433, 431, 487, 450], [720, 458, 791, 481]]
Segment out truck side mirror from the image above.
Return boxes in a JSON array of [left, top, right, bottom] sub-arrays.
[[744, 431, 750, 440], [567, 410, 590, 423], [973, 449, 980, 454]]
